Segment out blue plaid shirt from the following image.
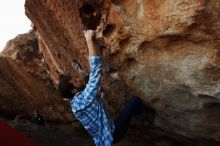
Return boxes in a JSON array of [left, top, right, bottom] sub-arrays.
[[70, 56, 115, 146]]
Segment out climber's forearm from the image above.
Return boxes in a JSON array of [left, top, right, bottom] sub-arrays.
[[84, 30, 101, 57], [86, 39, 101, 57]]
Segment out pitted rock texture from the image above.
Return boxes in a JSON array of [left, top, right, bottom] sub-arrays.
[[25, 0, 220, 144], [0, 31, 73, 122]]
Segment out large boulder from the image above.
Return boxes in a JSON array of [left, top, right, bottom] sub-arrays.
[[0, 31, 73, 122], [24, 0, 220, 144]]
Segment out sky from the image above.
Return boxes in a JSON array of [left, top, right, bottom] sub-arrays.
[[0, 0, 31, 52]]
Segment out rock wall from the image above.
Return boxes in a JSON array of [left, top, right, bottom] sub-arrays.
[[0, 31, 73, 122], [24, 0, 220, 144]]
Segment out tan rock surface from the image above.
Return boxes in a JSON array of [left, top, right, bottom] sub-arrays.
[[0, 31, 73, 122], [22, 0, 220, 143]]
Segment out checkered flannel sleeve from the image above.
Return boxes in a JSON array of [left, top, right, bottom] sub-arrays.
[[71, 56, 102, 111]]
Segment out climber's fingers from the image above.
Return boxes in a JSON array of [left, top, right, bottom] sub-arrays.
[[84, 30, 96, 40]]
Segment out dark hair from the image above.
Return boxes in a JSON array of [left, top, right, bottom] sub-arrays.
[[57, 75, 74, 99]]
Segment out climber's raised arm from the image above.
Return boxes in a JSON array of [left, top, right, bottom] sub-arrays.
[[78, 30, 102, 103], [84, 30, 101, 57]]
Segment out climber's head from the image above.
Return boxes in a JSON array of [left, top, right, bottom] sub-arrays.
[[57, 75, 86, 99], [71, 77, 86, 92]]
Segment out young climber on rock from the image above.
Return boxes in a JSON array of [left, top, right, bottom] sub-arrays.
[[58, 30, 155, 146]]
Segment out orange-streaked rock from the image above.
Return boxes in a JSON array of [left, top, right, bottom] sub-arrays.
[[23, 0, 220, 143]]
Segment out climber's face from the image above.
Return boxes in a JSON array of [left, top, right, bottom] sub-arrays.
[[71, 78, 85, 92]]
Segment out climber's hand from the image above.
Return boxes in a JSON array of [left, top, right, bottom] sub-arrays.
[[84, 30, 95, 42]]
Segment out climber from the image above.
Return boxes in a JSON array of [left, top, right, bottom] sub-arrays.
[[57, 30, 155, 146]]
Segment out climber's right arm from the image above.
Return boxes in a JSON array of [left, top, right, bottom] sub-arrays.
[[84, 30, 101, 57]]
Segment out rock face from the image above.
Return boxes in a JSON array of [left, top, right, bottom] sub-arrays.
[[0, 31, 73, 122], [23, 0, 220, 144]]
